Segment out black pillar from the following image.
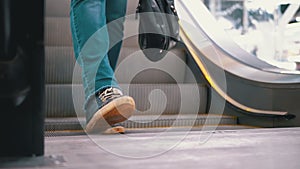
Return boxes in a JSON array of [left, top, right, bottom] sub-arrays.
[[0, 0, 45, 156]]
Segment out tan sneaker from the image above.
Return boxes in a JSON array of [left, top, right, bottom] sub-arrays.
[[85, 87, 135, 133]]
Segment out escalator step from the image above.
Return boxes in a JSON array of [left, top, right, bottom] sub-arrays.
[[121, 114, 237, 128], [45, 117, 84, 131], [45, 0, 70, 17], [45, 46, 82, 84], [45, 125, 258, 137], [45, 0, 140, 17], [45, 17, 72, 46], [45, 84, 208, 117], [45, 16, 142, 47], [125, 125, 258, 133], [45, 114, 238, 132], [45, 46, 187, 84], [46, 84, 85, 117]]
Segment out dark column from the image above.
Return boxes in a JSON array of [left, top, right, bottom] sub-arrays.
[[0, 0, 45, 156]]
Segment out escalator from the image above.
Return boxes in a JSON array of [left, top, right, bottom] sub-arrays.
[[44, 0, 252, 135], [43, 0, 300, 135], [1, 0, 299, 158], [176, 0, 300, 127]]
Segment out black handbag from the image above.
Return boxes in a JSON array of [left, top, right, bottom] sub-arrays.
[[136, 0, 180, 61]]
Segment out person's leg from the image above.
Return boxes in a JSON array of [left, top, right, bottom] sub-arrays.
[[70, 0, 119, 98], [106, 0, 127, 70], [70, 0, 134, 132]]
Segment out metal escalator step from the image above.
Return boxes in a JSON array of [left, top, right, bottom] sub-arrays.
[[44, 46, 148, 84], [122, 18, 139, 48], [125, 125, 259, 134], [121, 114, 237, 128], [45, 46, 145, 84], [44, 0, 157, 47], [45, 117, 84, 131], [45, 46, 184, 84], [45, 114, 238, 132], [44, 17, 143, 47], [45, 46, 81, 84], [44, 16, 140, 47], [46, 84, 85, 118], [45, 0, 139, 17], [45, 0, 70, 17], [46, 84, 207, 118], [45, 17, 72, 46], [124, 83, 208, 115], [45, 125, 258, 137]]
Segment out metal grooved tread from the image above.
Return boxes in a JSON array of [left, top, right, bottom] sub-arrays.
[[45, 13, 140, 47], [45, 17, 72, 46], [45, 0, 70, 17], [45, 46, 82, 84], [45, 114, 238, 132], [45, 46, 163, 84], [46, 84, 208, 118], [45, 0, 139, 17], [121, 114, 237, 128]]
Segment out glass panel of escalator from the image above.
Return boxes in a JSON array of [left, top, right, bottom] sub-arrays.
[[204, 0, 300, 71]]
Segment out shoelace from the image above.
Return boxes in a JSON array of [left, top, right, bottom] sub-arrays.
[[98, 87, 123, 102]]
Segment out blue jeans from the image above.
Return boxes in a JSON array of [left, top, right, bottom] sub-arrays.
[[70, 0, 127, 119]]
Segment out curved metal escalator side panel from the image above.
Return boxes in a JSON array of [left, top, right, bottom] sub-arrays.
[[175, 0, 300, 117], [180, 29, 287, 116], [176, 0, 300, 82]]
